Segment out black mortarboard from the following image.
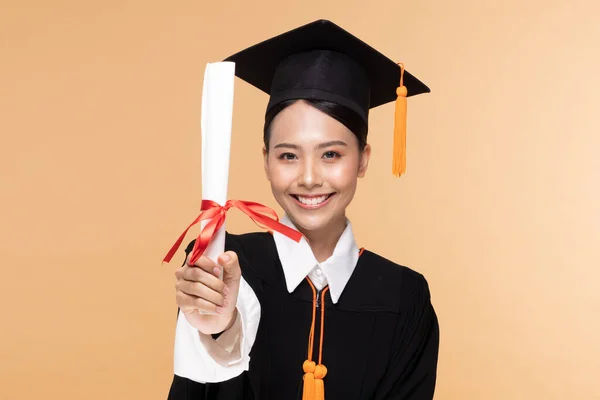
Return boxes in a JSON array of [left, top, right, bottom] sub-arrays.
[[224, 19, 430, 177]]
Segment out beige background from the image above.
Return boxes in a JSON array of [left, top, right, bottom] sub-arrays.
[[1, 0, 599, 399]]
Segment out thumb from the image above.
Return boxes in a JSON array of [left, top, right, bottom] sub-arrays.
[[218, 251, 241, 282]]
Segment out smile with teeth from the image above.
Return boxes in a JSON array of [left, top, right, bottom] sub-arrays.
[[293, 194, 334, 206]]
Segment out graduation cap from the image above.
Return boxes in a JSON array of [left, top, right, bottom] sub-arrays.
[[224, 19, 430, 177]]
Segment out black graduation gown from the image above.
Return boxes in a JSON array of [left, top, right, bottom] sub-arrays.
[[167, 232, 439, 400]]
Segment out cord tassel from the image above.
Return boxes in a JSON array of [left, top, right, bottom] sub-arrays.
[[302, 361, 316, 400], [302, 280, 329, 400], [314, 364, 327, 399], [393, 63, 408, 177]]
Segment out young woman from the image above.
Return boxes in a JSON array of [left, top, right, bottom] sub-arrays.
[[167, 20, 439, 400]]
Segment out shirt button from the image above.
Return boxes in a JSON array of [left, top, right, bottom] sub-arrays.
[[315, 268, 322, 276]]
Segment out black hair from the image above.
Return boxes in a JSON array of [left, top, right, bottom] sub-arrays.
[[263, 99, 368, 152]]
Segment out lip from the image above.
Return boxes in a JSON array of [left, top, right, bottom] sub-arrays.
[[290, 193, 335, 210]]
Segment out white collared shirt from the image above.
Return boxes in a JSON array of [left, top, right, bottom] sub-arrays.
[[273, 215, 359, 303], [173, 216, 360, 383]]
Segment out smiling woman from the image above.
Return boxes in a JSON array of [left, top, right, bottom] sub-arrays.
[[263, 101, 370, 260], [169, 19, 439, 400]]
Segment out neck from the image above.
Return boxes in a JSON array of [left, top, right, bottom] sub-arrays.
[[301, 216, 347, 263]]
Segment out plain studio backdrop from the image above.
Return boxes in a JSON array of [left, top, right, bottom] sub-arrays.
[[1, 0, 599, 399]]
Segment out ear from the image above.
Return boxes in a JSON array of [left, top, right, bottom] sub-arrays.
[[263, 146, 271, 181], [357, 143, 371, 178]]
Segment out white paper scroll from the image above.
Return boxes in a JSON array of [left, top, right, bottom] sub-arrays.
[[200, 62, 235, 264]]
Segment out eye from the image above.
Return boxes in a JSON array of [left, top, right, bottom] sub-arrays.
[[323, 151, 340, 159], [278, 152, 297, 161]]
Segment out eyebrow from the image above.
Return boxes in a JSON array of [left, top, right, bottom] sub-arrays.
[[316, 140, 347, 149], [273, 143, 299, 150], [273, 140, 348, 150]]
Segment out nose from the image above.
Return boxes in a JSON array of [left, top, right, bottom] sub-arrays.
[[298, 158, 323, 189]]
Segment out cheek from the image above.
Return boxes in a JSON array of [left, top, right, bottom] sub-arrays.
[[326, 163, 358, 197], [325, 158, 359, 189], [266, 161, 295, 192]]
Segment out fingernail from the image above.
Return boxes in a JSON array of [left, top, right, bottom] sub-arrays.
[[221, 254, 230, 262], [216, 307, 224, 314], [223, 285, 230, 295], [213, 267, 221, 276], [223, 299, 229, 308]]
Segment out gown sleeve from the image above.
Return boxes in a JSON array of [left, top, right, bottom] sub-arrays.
[[372, 274, 440, 400], [172, 239, 262, 384]]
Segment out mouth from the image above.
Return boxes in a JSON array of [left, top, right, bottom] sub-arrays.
[[290, 193, 336, 209]]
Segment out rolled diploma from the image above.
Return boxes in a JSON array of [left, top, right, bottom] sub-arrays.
[[200, 62, 235, 267]]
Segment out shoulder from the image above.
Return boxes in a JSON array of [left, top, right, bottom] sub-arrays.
[[364, 250, 430, 292], [349, 249, 432, 312], [225, 231, 276, 259], [225, 231, 274, 248], [226, 231, 284, 285]]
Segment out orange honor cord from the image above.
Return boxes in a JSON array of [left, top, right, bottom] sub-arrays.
[[303, 279, 329, 400], [301, 248, 364, 399]]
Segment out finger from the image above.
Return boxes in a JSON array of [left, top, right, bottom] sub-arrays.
[[180, 265, 228, 293], [176, 291, 223, 315], [218, 251, 241, 280], [189, 255, 222, 276], [178, 255, 220, 284], [176, 280, 227, 307]]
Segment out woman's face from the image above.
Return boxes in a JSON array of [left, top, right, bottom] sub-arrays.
[[263, 101, 371, 236]]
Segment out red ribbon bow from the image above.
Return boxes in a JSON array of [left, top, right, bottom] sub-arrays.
[[163, 199, 302, 265]]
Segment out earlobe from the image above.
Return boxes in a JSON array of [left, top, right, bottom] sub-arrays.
[[263, 146, 271, 181], [358, 144, 371, 178]]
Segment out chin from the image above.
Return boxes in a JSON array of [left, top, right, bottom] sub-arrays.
[[288, 213, 332, 234], [283, 203, 346, 236]]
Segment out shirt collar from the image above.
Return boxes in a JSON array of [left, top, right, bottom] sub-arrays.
[[272, 215, 359, 304]]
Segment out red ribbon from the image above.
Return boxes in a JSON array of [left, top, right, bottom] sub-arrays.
[[163, 199, 302, 265]]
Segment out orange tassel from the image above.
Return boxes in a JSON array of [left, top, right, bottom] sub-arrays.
[[302, 281, 329, 400], [303, 360, 316, 400], [314, 364, 327, 400], [393, 63, 408, 177]]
